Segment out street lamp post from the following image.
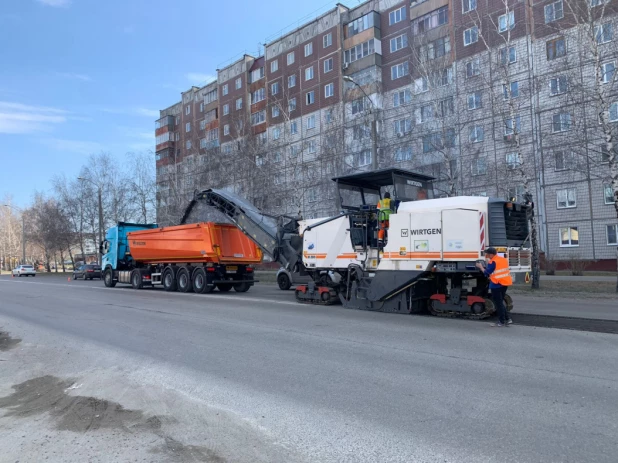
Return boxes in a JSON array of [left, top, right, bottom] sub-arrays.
[[78, 177, 103, 265], [343, 76, 379, 170], [2, 204, 26, 265]]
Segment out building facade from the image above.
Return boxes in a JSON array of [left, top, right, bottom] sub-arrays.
[[155, 0, 618, 265]]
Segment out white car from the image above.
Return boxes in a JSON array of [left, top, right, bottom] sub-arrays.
[[12, 265, 36, 277]]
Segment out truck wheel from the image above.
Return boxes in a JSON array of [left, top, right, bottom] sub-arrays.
[[233, 282, 251, 293], [217, 284, 232, 292], [192, 268, 213, 294], [177, 267, 193, 293], [103, 268, 116, 288], [131, 270, 143, 289], [277, 273, 291, 290], [162, 267, 177, 292]]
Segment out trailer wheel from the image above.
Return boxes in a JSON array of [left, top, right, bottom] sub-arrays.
[[177, 267, 193, 293], [217, 284, 232, 292], [233, 282, 250, 293], [103, 268, 116, 288], [162, 267, 177, 292], [192, 268, 213, 294], [277, 273, 291, 290], [131, 270, 143, 289]]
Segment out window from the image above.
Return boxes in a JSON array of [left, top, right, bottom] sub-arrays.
[[290, 144, 300, 157], [545, 0, 563, 23], [185, 122, 191, 132], [346, 13, 375, 38], [236, 98, 243, 110], [186, 140, 192, 149], [552, 113, 571, 132], [394, 118, 412, 134], [307, 139, 317, 154], [200, 138, 207, 149], [290, 120, 298, 134], [325, 83, 334, 98], [289, 98, 297, 112], [439, 97, 454, 116], [306, 115, 316, 129], [417, 104, 434, 123], [204, 89, 217, 104], [273, 152, 282, 163], [306, 91, 315, 105], [222, 84, 228, 96], [199, 102, 204, 112], [609, 102, 618, 122], [251, 88, 265, 104], [506, 152, 522, 167], [464, 26, 478, 46], [390, 34, 408, 52], [323, 32, 332, 48], [507, 185, 525, 201], [235, 77, 242, 89], [555, 151, 574, 170], [305, 42, 313, 57], [463, 0, 476, 13], [389, 6, 406, 25], [351, 98, 365, 114], [422, 129, 456, 152], [550, 75, 568, 95], [344, 39, 376, 64], [559, 227, 579, 246], [288, 74, 296, 88], [393, 89, 411, 107], [431, 67, 452, 87], [271, 60, 278, 73], [272, 127, 281, 140], [206, 128, 218, 141], [222, 144, 232, 154], [467, 91, 482, 110], [417, 36, 451, 60], [223, 104, 229, 116], [251, 110, 266, 126], [325, 109, 334, 124], [175, 116, 180, 125], [601, 144, 613, 162], [395, 146, 413, 162], [204, 109, 217, 124], [185, 105, 191, 115], [466, 58, 480, 77], [471, 157, 487, 175], [607, 224, 618, 245], [499, 46, 517, 65], [307, 187, 318, 202], [200, 120, 206, 130], [305, 66, 314, 81], [605, 184, 615, 204], [602, 62, 615, 83], [504, 116, 521, 135], [591, 0, 609, 6], [287, 52, 295, 65], [503, 81, 519, 99], [271, 82, 280, 95], [391, 61, 409, 80], [176, 132, 180, 141], [358, 149, 372, 167], [469, 125, 484, 142], [498, 12, 515, 32], [412, 6, 448, 35], [546, 36, 566, 60], [255, 155, 264, 167], [223, 124, 230, 136], [414, 77, 428, 94], [557, 188, 577, 208], [595, 24, 613, 44], [324, 58, 333, 73]]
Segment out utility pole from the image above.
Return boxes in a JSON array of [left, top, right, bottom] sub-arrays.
[[78, 177, 104, 265], [343, 76, 378, 170], [2, 204, 26, 264]]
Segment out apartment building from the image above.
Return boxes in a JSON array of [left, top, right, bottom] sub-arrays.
[[155, 0, 618, 266]]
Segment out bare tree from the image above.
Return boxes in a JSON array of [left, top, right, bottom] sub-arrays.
[[27, 194, 71, 272]]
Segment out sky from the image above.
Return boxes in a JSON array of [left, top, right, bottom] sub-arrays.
[[0, 0, 337, 208]]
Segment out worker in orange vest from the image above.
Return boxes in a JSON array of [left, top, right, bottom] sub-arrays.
[[476, 247, 513, 327], [376, 192, 392, 246]]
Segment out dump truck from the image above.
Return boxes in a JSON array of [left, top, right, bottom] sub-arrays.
[[100, 222, 262, 293], [182, 168, 531, 319]]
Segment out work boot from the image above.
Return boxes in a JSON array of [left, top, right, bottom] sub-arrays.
[[506, 318, 513, 325], [490, 322, 505, 327]]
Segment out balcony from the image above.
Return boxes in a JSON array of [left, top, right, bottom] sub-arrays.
[[155, 115, 174, 131]]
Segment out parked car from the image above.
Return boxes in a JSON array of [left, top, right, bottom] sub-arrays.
[[276, 267, 312, 290], [72, 264, 102, 280], [12, 265, 36, 277]]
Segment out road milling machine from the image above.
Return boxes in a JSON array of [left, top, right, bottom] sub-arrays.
[[182, 168, 532, 319]]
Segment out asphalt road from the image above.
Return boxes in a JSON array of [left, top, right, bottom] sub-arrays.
[[0, 275, 617, 462]]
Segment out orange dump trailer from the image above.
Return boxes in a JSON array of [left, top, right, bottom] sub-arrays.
[[101, 221, 262, 294]]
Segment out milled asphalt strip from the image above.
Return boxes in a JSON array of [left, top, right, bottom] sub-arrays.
[[0, 279, 300, 306]]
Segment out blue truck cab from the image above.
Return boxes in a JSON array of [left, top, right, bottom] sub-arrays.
[[101, 222, 158, 286]]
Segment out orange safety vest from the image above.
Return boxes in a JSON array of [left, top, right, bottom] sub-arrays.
[[489, 255, 513, 286], [377, 198, 391, 217]]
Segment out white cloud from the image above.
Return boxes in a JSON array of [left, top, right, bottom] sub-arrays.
[[186, 73, 216, 85], [36, 0, 71, 7], [56, 72, 92, 82], [41, 138, 102, 155], [0, 101, 67, 134]]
